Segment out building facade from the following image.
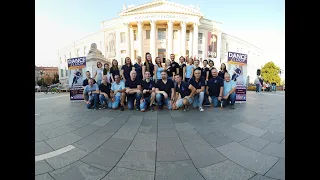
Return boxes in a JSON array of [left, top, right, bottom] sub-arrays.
[[58, 0, 265, 85]]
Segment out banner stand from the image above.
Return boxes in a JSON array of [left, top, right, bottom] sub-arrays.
[[67, 57, 86, 101]]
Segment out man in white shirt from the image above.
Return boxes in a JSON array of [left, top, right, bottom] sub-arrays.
[[222, 73, 236, 109]]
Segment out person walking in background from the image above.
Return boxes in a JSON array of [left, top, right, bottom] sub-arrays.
[[259, 77, 263, 92], [254, 77, 261, 92]]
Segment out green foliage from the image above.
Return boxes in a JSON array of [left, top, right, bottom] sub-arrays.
[[52, 73, 60, 84], [261, 61, 281, 85], [247, 85, 256, 91]]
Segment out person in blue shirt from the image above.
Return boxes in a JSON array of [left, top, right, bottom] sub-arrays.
[[140, 71, 156, 112], [188, 69, 206, 111], [125, 70, 142, 110], [173, 74, 196, 111], [222, 73, 236, 109], [185, 58, 194, 82], [110, 75, 126, 111], [83, 78, 100, 110]]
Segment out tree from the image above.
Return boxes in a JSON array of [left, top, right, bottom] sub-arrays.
[[261, 61, 281, 85], [52, 73, 59, 84], [44, 76, 53, 85], [37, 78, 44, 87]]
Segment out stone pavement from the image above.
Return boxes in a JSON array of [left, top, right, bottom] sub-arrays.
[[35, 91, 285, 180]]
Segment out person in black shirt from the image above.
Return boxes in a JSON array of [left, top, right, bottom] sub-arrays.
[[125, 70, 142, 110], [121, 57, 133, 82], [207, 68, 224, 107], [140, 71, 156, 112], [169, 54, 180, 79], [173, 74, 196, 111], [155, 70, 175, 110], [202, 60, 211, 106], [110, 59, 120, 83], [218, 63, 228, 79], [165, 59, 173, 79], [208, 60, 215, 79], [189, 69, 206, 111], [192, 59, 202, 78], [178, 56, 186, 81], [134, 56, 143, 81], [99, 76, 111, 109], [142, 52, 155, 80], [83, 71, 96, 87]]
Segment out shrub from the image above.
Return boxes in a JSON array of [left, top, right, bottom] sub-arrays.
[[247, 85, 256, 91]]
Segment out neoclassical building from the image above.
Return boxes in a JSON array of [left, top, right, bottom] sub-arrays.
[[58, 0, 265, 86]]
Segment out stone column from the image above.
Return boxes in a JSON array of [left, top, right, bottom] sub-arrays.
[[150, 20, 157, 62], [125, 23, 131, 58], [167, 20, 173, 59], [193, 23, 199, 59], [130, 26, 134, 60], [189, 30, 193, 58], [137, 21, 144, 58], [180, 21, 186, 56]]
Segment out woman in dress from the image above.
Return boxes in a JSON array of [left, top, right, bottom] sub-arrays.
[[154, 57, 164, 82], [94, 62, 103, 86], [110, 59, 120, 83], [142, 52, 155, 80]]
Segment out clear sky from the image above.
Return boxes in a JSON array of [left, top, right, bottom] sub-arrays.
[[35, 0, 285, 70]]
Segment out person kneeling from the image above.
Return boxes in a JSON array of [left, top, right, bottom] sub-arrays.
[[125, 70, 142, 110], [173, 74, 196, 111], [155, 71, 175, 110], [83, 78, 100, 110], [110, 75, 126, 111], [140, 71, 156, 112], [221, 73, 236, 109]]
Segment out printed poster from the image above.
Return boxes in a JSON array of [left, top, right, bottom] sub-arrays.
[[67, 57, 87, 100], [227, 52, 248, 101]]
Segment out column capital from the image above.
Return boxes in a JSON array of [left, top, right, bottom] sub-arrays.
[[137, 21, 144, 27], [180, 21, 187, 26], [150, 20, 157, 24], [193, 23, 200, 27], [167, 20, 174, 24]]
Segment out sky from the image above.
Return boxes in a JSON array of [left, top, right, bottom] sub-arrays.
[[35, 0, 285, 70]]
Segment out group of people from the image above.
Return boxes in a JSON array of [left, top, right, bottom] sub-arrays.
[[254, 77, 277, 92], [82, 53, 237, 111]]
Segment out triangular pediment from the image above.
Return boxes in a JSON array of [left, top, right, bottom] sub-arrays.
[[119, 0, 203, 17]]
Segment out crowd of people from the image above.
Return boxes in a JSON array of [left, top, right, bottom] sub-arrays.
[[82, 53, 237, 111], [254, 77, 277, 92]]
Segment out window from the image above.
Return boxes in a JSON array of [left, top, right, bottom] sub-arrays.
[[198, 50, 203, 54], [134, 30, 137, 41], [120, 32, 126, 43], [198, 33, 203, 44], [146, 30, 150, 39], [158, 28, 166, 40], [173, 30, 178, 39], [84, 46, 87, 55], [77, 49, 80, 57], [121, 58, 124, 65], [60, 69, 64, 77], [186, 50, 189, 56], [186, 30, 190, 41], [121, 50, 126, 54]]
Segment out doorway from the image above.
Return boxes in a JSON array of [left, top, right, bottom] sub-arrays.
[[158, 48, 166, 63]]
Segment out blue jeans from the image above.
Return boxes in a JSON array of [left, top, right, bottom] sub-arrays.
[[222, 92, 236, 107], [193, 92, 204, 108], [156, 93, 172, 110], [127, 93, 142, 110], [97, 79, 102, 86], [256, 84, 260, 92], [203, 90, 210, 105], [99, 94, 111, 108], [87, 94, 99, 109], [140, 96, 151, 111], [210, 96, 221, 107], [111, 96, 121, 109], [271, 84, 276, 91], [176, 97, 193, 108]]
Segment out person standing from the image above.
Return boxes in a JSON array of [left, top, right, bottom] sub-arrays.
[[142, 52, 155, 80], [121, 57, 133, 82], [103, 63, 111, 83], [110, 59, 120, 83], [207, 68, 224, 107], [154, 57, 164, 82], [178, 56, 186, 82], [169, 54, 180, 80], [185, 58, 194, 82], [208, 60, 215, 79], [94, 62, 103, 86], [134, 56, 143, 81], [155, 71, 175, 110], [218, 63, 228, 79], [140, 71, 156, 112], [83, 71, 96, 87], [125, 70, 142, 111]]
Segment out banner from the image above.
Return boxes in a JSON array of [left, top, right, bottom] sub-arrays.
[[68, 57, 86, 101], [227, 52, 248, 101], [207, 32, 217, 58]]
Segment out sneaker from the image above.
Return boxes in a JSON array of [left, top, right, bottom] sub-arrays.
[[199, 107, 204, 112], [230, 104, 235, 109], [120, 106, 124, 111], [150, 105, 154, 112], [136, 107, 140, 111]]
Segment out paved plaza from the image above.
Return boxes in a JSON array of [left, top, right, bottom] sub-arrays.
[[35, 91, 285, 180]]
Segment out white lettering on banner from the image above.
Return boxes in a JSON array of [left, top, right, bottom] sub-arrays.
[[207, 52, 217, 57], [228, 52, 247, 63], [133, 14, 189, 21], [68, 57, 86, 67]]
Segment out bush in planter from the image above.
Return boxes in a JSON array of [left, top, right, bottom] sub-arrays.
[[247, 85, 256, 91]]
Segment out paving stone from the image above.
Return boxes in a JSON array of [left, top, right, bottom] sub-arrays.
[[112, 118, 143, 140], [73, 131, 113, 153], [194, 125, 216, 134], [138, 118, 157, 134], [216, 142, 278, 174], [117, 150, 156, 171], [240, 136, 270, 151], [260, 131, 285, 143], [265, 159, 285, 180], [35, 131, 48, 142], [222, 128, 252, 142], [155, 160, 205, 180], [264, 123, 285, 133], [157, 137, 189, 162], [249, 121, 270, 129], [35, 173, 54, 180], [81, 148, 123, 171], [35, 141, 54, 156], [68, 118, 97, 128], [199, 160, 255, 180], [260, 142, 285, 158], [42, 125, 78, 138], [201, 131, 234, 148], [128, 133, 157, 152], [102, 167, 154, 180], [233, 123, 268, 137], [35, 160, 54, 175], [181, 136, 227, 168], [144, 111, 158, 120], [45, 133, 82, 150], [158, 125, 179, 138], [100, 138, 132, 154], [174, 122, 195, 132], [249, 174, 277, 180], [91, 117, 114, 126], [96, 119, 127, 134], [49, 161, 107, 180], [46, 148, 88, 169], [72, 124, 100, 138]]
